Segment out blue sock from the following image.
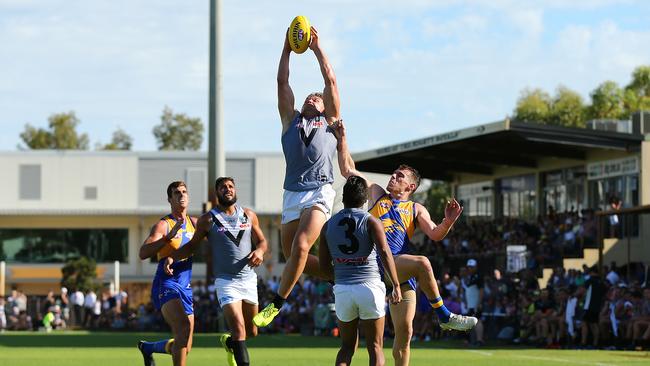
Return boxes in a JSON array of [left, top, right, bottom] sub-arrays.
[[142, 339, 173, 354], [430, 297, 451, 323]]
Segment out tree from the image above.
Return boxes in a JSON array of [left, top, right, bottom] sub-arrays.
[[550, 86, 586, 128], [153, 106, 203, 151], [97, 128, 133, 150], [588, 81, 626, 120], [20, 111, 90, 149], [513, 88, 552, 124], [624, 65, 650, 113], [424, 181, 451, 222], [60, 257, 98, 293]]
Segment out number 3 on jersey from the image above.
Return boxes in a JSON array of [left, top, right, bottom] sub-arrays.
[[337, 217, 359, 254]]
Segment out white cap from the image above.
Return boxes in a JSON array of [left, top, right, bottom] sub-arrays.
[[467, 259, 477, 267]]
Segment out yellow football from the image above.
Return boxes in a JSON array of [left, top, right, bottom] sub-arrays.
[[288, 15, 311, 54]]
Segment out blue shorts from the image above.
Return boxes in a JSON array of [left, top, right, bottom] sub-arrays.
[[151, 277, 194, 315]]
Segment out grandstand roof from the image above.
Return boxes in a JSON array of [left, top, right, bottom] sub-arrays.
[[352, 120, 644, 181]]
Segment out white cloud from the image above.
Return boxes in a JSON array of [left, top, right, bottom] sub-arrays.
[[507, 8, 544, 39]]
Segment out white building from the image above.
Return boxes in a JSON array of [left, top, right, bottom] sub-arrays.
[[0, 150, 393, 303]]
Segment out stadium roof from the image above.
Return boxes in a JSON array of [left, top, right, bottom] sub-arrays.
[[352, 120, 644, 181]]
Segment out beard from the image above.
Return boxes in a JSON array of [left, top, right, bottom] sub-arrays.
[[301, 104, 321, 118], [217, 193, 237, 206]]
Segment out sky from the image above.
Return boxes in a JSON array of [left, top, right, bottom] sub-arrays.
[[1, 0, 649, 154]]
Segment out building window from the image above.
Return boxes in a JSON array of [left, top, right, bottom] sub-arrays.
[[0, 228, 128, 263], [19, 165, 41, 200], [542, 167, 586, 215], [84, 186, 98, 200], [501, 174, 536, 219], [457, 181, 493, 218]]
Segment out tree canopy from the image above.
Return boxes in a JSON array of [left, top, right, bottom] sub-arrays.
[[152, 106, 204, 151], [98, 128, 133, 150], [20, 111, 89, 149], [513, 65, 649, 127]]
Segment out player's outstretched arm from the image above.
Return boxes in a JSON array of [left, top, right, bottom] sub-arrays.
[[415, 198, 463, 242], [333, 120, 386, 203], [278, 30, 296, 130], [169, 213, 211, 261], [368, 216, 401, 304], [246, 209, 267, 268], [310, 27, 340, 124], [139, 219, 182, 260], [318, 223, 334, 280], [334, 120, 364, 179]]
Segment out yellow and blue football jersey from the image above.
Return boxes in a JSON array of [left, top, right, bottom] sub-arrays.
[[369, 194, 416, 255], [156, 214, 195, 261]]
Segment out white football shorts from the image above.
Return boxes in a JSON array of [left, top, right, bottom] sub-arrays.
[[333, 280, 387, 322], [214, 274, 258, 308], [281, 184, 335, 224]]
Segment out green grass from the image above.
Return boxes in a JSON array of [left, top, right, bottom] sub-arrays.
[[0, 331, 649, 366]]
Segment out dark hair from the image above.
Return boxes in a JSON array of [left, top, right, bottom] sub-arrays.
[[215, 176, 235, 190], [306, 92, 323, 100], [398, 164, 421, 191], [342, 175, 368, 208], [167, 181, 187, 199]]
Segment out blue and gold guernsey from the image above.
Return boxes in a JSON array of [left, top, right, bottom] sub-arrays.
[[369, 194, 417, 289], [151, 214, 195, 315]]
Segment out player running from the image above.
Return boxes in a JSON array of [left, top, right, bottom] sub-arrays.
[[254, 25, 340, 327], [320, 176, 402, 366], [335, 122, 478, 366], [137, 181, 196, 366], [165, 177, 267, 366]]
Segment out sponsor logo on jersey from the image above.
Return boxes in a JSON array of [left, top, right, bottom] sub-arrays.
[[335, 257, 369, 266], [395, 207, 411, 215]]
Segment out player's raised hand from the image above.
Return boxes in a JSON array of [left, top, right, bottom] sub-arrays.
[[247, 248, 264, 268], [163, 256, 174, 276], [165, 217, 184, 241], [308, 26, 319, 51], [444, 198, 463, 223], [331, 119, 346, 140], [390, 286, 402, 305], [284, 27, 292, 52]]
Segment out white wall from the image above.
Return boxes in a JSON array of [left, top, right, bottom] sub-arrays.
[[0, 151, 138, 212], [253, 155, 285, 214]]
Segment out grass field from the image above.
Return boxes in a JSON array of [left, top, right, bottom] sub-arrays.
[[1, 331, 649, 366]]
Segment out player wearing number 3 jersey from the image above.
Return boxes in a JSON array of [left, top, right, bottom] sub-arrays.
[[319, 176, 401, 366], [334, 121, 477, 366]]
